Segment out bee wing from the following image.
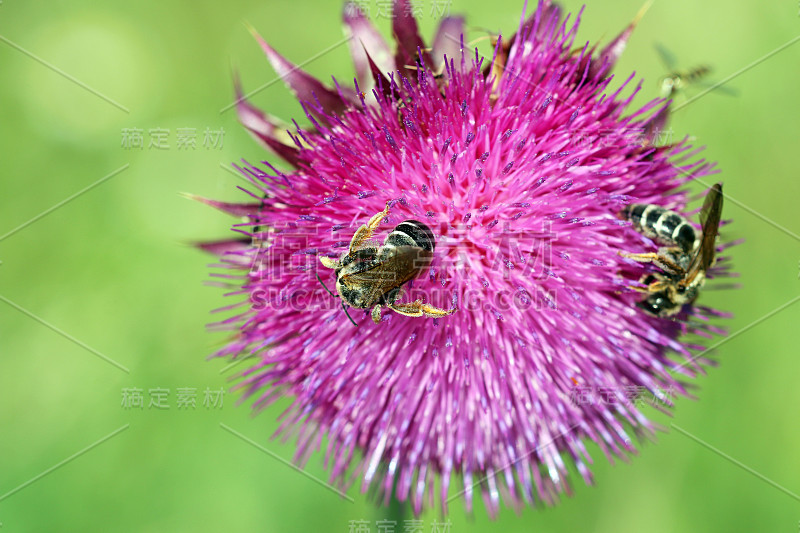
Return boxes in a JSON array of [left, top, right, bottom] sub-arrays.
[[686, 182, 724, 280], [694, 79, 739, 97], [341, 246, 431, 296], [654, 42, 678, 71]]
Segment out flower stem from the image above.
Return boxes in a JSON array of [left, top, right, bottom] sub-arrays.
[[378, 495, 407, 527]]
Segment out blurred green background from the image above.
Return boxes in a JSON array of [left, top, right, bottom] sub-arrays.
[[1, 0, 798, 531]]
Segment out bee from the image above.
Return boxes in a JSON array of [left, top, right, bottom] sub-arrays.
[[620, 183, 724, 317], [318, 202, 456, 325], [654, 43, 734, 100], [659, 65, 712, 99]]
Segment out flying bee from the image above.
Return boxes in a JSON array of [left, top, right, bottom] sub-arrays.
[[620, 183, 724, 317], [318, 202, 456, 325], [654, 43, 734, 100], [659, 64, 712, 99]]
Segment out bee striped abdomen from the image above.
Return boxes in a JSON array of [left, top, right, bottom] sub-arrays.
[[622, 204, 699, 253], [385, 220, 435, 252], [686, 66, 711, 82]]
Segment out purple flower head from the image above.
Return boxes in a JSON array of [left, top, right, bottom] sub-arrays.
[[199, 0, 732, 517]]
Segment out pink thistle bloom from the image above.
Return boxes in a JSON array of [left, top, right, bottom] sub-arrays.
[[198, 0, 732, 517]]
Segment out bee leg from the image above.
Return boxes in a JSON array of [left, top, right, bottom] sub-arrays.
[[618, 251, 685, 276], [371, 305, 383, 324], [349, 202, 391, 254], [627, 284, 650, 293], [389, 299, 456, 319], [628, 278, 670, 293], [619, 251, 660, 263], [319, 255, 340, 269]]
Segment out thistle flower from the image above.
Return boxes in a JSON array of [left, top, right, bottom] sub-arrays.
[[199, 0, 730, 516]]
